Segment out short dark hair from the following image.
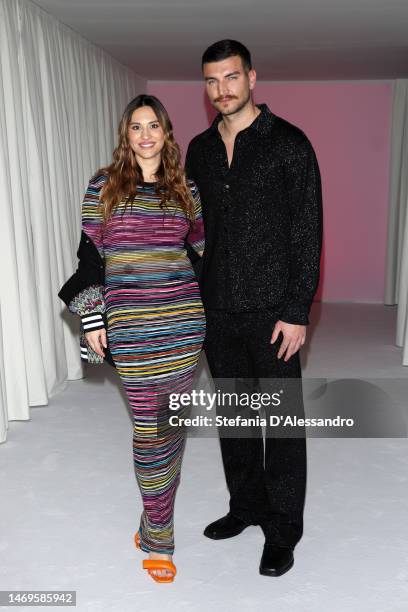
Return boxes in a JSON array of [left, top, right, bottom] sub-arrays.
[[201, 39, 252, 72]]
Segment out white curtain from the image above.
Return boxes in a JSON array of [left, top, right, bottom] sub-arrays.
[[385, 80, 408, 364], [0, 0, 145, 443]]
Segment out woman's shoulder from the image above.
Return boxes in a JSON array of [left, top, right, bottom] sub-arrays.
[[88, 170, 109, 190]]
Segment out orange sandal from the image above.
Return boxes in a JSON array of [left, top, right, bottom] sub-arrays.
[[134, 531, 176, 582], [142, 559, 177, 583]]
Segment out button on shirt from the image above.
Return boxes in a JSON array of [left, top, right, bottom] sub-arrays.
[[185, 103, 323, 325]]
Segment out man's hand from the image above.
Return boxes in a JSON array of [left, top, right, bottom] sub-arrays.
[[270, 321, 306, 361], [85, 328, 107, 358]]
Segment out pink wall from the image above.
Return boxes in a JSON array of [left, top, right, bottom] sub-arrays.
[[148, 80, 392, 303]]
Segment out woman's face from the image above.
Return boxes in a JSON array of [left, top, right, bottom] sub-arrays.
[[127, 105, 165, 163]]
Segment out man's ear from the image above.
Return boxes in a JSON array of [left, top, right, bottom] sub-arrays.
[[248, 68, 257, 90]]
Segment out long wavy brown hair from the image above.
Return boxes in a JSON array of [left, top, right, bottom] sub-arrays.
[[96, 94, 195, 224]]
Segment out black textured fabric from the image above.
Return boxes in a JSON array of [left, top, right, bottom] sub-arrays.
[[58, 231, 115, 368], [58, 230, 105, 307], [204, 309, 306, 547], [185, 103, 323, 325]]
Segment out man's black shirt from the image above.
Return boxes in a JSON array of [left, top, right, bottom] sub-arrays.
[[185, 103, 323, 325]]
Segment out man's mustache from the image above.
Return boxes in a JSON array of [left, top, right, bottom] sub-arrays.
[[214, 95, 238, 102]]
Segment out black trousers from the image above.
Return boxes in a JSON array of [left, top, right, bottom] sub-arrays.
[[204, 309, 307, 548]]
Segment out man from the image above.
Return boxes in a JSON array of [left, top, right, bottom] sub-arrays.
[[185, 39, 322, 576]]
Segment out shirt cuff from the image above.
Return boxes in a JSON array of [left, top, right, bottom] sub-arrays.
[[279, 302, 310, 326], [80, 312, 105, 332]]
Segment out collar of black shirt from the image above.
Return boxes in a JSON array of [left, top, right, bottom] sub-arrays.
[[209, 103, 276, 139]]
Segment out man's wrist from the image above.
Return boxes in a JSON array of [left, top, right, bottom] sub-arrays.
[[279, 302, 310, 326]]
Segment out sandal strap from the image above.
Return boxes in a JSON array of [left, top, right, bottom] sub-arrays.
[[143, 559, 176, 575]]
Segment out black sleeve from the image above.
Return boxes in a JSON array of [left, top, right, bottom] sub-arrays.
[[279, 137, 323, 326], [184, 139, 196, 181], [183, 140, 202, 270], [58, 231, 104, 308]]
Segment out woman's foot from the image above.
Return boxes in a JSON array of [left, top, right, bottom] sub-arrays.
[[148, 552, 174, 579], [135, 532, 176, 581]]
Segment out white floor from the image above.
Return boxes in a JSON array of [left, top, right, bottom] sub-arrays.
[[1, 304, 408, 612]]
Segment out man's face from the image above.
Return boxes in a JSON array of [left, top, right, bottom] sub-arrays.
[[203, 55, 256, 117]]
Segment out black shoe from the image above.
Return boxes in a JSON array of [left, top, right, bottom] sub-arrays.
[[203, 513, 252, 540], [259, 545, 294, 576]]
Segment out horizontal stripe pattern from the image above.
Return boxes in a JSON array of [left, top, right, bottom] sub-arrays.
[[81, 174, 205, 554], [80, 312, 105, 331]]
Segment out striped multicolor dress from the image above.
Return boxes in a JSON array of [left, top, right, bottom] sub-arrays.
[[72, 172, 205, 555]]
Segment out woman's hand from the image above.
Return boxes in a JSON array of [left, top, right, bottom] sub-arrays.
[[85, 328, 107, 358]]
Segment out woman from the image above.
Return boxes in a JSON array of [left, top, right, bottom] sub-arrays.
[[60, 94, 205, 582]]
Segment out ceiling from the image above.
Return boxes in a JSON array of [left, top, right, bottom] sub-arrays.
[[32, 0, 408, 80]]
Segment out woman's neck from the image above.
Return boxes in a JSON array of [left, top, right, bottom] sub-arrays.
[[138, 159, 160, 182]]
